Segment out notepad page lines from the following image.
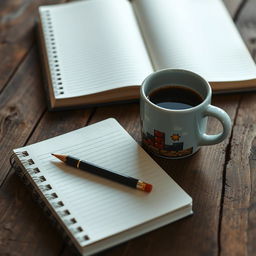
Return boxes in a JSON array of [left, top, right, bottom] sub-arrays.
[[36, 145, 181, 242], [21, 119, 190, 242]]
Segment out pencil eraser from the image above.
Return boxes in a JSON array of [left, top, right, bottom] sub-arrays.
[[145, 183, 153, 193]]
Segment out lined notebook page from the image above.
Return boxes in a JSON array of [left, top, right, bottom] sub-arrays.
[[39, 0, 153, 99], [14, 119, 191, 246], [133, 0, 256, 82]]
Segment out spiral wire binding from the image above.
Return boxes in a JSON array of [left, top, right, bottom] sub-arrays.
[[10, 151, 90, 248], [41, 10, 64, 96]]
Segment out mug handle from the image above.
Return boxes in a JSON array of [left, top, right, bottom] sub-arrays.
[[198, 105, 232, 146]]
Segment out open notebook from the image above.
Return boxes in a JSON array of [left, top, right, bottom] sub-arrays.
[[38, 0, 256, 109], [12, 118, 192, 256]]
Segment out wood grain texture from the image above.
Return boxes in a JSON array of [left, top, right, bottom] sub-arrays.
[[219, 1, 256, 256], [219, 93, 256, 256], [248, 136, 256, 256], [25, 109, 92, 145], [0, 47, 46, 186]]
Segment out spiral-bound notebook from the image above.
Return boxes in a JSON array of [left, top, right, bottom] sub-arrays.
[[38, 0, 256, 109], [12, 118, 192, 256]]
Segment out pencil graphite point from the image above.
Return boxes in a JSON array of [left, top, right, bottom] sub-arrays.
[[51, 153, 67, 162]]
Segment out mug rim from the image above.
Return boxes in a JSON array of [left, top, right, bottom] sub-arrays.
[[141, 68, 212, 113]]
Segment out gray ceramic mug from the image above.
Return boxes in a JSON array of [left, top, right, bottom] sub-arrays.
[[140, 69, 231, 158]]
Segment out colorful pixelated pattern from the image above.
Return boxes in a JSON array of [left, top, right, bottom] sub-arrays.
[[142, 129, 193, 157]]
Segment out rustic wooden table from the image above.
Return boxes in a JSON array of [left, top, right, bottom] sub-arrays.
[[1, 0, 256, 255]]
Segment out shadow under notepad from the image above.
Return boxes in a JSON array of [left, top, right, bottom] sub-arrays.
[[51, 161, 150, 197]]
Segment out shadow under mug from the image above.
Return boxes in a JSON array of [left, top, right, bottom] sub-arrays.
[[140, 69, 232, 159]]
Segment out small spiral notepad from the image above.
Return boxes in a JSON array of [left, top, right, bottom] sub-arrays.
[[12, 118, 192, 255]]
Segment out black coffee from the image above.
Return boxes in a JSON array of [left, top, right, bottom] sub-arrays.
[[148, 86, 203, 110]]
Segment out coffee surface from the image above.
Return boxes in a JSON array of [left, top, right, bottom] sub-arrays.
[[148, 86, 203, 110]]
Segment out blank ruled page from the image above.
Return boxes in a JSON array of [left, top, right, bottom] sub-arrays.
[[39, 0, 153, 99], [15, 119, 191, 245], [133, 0, 256, 82]]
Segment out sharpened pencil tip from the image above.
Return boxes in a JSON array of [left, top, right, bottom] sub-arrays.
[[51, 153, 67, 162]]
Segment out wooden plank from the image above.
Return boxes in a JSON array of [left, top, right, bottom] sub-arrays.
[[0, 47, 46, 185], [248, 136, 256, 256], [58, 95, 237, 256], [219, 94, 256, 256], [219, 1, 256, 255], [24, 109, 92, 144]]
